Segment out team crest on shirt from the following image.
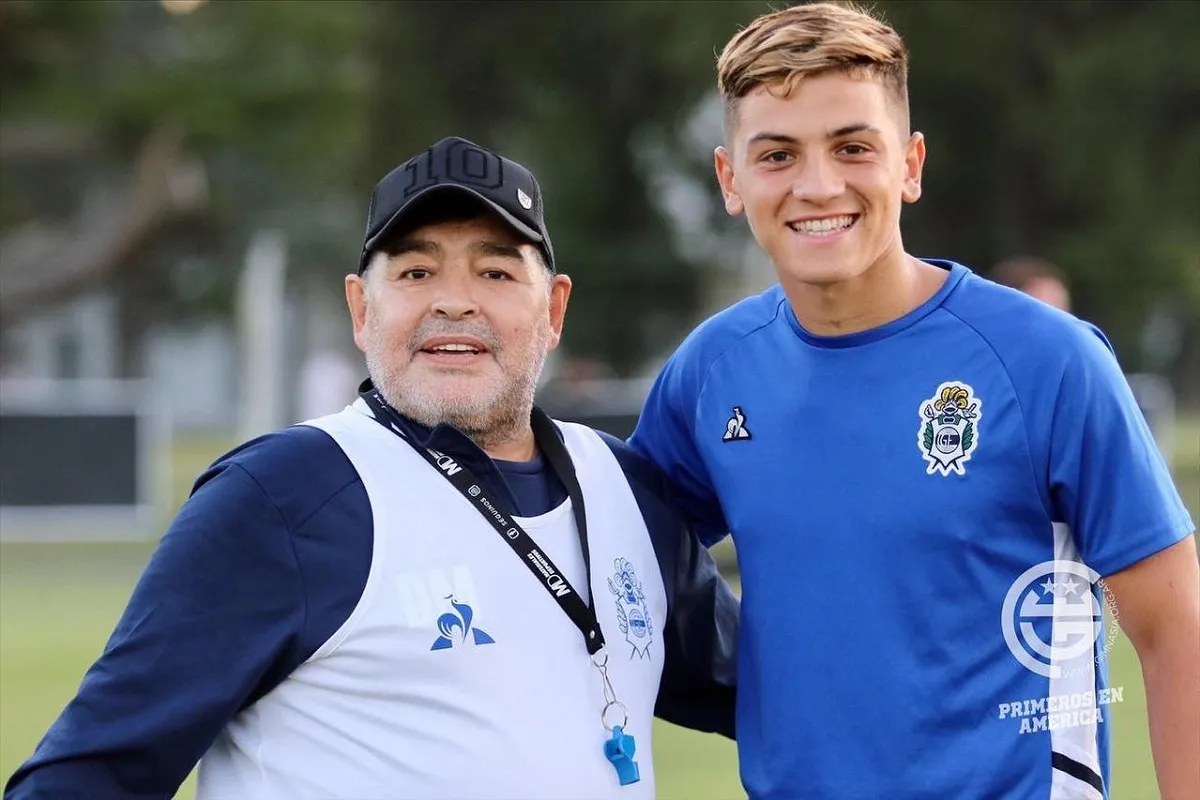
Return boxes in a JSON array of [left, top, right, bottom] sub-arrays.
[[608, 558, 654, 659], [918, 382, 982, 476]]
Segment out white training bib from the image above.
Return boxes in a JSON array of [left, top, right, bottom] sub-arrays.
[[196, 402, 666, 800]]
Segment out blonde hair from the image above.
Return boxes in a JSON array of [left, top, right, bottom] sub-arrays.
[[717, 2, 909, 137]]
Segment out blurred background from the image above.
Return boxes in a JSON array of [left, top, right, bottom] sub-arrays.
[[0, 1, 1197, 798]]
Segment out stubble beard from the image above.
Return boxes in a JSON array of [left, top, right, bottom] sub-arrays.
[[363, 313, 550, 452]]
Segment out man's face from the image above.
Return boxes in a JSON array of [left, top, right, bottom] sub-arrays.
[[345, 214, 571, 441], [715, 72, 925, 288]]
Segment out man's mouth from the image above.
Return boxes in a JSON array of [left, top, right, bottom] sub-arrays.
[[424, 343, 482, 354], [786, 214, 859, 236], [418, 336, 490, 360]]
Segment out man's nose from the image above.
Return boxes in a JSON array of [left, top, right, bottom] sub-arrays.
[[430, 269, 479, 320], [791, 154, 844, 205]]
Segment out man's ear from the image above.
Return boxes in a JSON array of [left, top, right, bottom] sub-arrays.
[[346, 272, 369, 353], [714, 146, 745, 217], [546, 273, 573, 351], [902, 132, 926, 204]]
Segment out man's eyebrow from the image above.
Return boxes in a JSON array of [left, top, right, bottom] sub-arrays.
[[470, 241, 524, 260], [746, 132, 800, 148], [384, 238, 441, 258], [828, 123, 883, 139], [745, 125, 883, 147]]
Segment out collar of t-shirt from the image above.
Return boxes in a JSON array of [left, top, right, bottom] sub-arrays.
[[363, 392, 568, 518]]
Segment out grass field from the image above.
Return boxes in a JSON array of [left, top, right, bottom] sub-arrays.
[[1, 416, 1196, 798]]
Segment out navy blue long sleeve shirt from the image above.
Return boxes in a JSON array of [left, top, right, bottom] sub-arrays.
[[5, 407, 738, 799]]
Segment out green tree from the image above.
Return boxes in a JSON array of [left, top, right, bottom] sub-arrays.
[[0, 0, 370, 363], [878, 0, 1200, 381], [360, 0, 764, 374], [2, 0, 1196, 393]]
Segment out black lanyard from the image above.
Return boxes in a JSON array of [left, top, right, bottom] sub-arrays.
[[361, 388, 606, 656]]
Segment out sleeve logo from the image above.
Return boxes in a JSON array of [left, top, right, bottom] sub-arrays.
[[721, 405, 752, 442]]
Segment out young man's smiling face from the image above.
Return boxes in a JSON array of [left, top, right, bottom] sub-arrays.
[[715, 71, 926, 290]]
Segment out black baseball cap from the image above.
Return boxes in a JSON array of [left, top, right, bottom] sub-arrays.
[[359, 136, 555, 274]]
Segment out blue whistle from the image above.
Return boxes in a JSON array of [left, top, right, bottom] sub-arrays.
[[604, 725, 641, 786]]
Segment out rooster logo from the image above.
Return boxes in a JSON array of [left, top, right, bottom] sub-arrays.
[[430, 595, 495, 650]]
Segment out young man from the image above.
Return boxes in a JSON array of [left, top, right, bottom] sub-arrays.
[[6, 137, 739, 800], [630, 4, 1198, 799]]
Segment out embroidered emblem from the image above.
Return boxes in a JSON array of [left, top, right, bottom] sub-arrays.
[[722, 405, 752, 442], [430, 594, 495, 650], [919, 382, 982, 476], [607, 558, 654, 659]]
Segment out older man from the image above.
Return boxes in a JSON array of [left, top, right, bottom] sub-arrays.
[[6, 137, 738, 800]]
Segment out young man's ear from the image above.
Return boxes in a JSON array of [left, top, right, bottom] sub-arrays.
[[714, 146, 745, 217], [901, 132, 926, 204]]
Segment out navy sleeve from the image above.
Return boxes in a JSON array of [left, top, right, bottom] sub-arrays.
[[4, 426, 372, 800], [599, 432, 738, 739]]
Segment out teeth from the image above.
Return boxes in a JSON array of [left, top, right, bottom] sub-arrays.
[[790, 215, 856, 235], [432, 343, 479, 352]]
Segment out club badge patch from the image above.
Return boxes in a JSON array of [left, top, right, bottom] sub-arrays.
[[607, 558, 654, 659], [919, 382, 982, 476]]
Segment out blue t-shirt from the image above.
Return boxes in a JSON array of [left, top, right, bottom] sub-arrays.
[[629, 260, 1194, 800]]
